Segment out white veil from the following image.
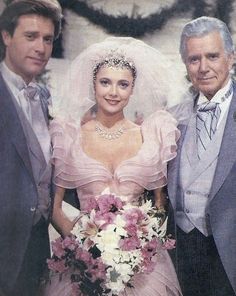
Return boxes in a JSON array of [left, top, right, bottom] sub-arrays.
[[52, 37, 190, 124]]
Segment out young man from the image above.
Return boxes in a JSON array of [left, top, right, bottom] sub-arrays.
[[168, 16, 236, 296], [0, 1, 62, 295]]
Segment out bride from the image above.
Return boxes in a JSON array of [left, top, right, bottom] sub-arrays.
[[42, 37, 187, 296]]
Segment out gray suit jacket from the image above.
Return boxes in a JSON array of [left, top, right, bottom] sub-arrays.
[[168, 83, 236, 293], [0, 73, 51, 294]]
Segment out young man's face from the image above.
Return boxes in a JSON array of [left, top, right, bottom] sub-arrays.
[[2, 14, 55, 83]]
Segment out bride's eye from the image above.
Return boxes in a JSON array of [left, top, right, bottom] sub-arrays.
[[100, 79, 110, 86], [119, 80, 129, 89]]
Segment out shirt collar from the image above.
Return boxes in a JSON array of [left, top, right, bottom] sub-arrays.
[[198, 79, 233, 105], [0, 61, 29, 91]]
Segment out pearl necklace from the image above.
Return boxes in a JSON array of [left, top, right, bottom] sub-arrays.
[[95, 121, 125, 140]]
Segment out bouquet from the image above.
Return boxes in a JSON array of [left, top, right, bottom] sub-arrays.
[[47, 191, 175, 296]]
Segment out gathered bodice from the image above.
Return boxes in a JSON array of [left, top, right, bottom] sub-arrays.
[[50, 110, 180, 210]]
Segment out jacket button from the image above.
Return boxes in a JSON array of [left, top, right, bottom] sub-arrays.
[[30, 207, 36, 212]]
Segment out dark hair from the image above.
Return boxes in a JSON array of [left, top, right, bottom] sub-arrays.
[[0, 0, 62, 60]]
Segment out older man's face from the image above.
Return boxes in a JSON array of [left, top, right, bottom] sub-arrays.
[[185, 31, 234, 100]]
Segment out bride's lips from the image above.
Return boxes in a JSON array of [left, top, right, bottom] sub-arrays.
[[105, 99, 120, 105]]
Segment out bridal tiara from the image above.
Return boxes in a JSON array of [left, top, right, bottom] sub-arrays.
[[92, 52, 137, 83]]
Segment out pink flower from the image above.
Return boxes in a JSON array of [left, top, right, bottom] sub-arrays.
[[84, 196, 98, 213], [141, 257, 156, 273], [47, 258, 68, 273], [97, 194, 123, 214], [141, 238, 159, 262], [124, 208, 145, 225], [162, 238, 176, 250], [75, 248, 92, 265], [97, 212, 116, 229], [125, 223, 138, 236], [62, 236, 77, 251], [146, 238, 158, 251], [119, 236, 141, 251], [88, 258, 107, 282], [51, 237, 65, 258], [71, 283, 82, 296]]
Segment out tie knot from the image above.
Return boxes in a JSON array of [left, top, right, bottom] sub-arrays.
[[197, 101, 219, 112], [24, 85, 38, 100]]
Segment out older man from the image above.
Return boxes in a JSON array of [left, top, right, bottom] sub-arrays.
[[168, 16, 236, 296], [0, 1, 62, 295]]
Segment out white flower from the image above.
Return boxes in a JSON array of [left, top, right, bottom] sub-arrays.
[[140, 199, 153, 211], [106, 278, 125, 295], [115, 262, 133, 278], [113, 215, 127, 236], [101, 249, 121, 266], [94, 225, 120, 252]]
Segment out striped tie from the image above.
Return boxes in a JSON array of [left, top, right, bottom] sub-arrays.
[[196, 101, 221, 159], [24, 85, 51, 162]]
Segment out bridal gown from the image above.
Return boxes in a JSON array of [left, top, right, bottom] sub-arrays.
[[43, 110, 182, 296]]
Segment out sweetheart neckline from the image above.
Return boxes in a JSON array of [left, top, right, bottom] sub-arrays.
[[78, 126, 146, 176]]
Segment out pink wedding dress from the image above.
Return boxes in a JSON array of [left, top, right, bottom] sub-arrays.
[[43, 110, 182, 296]]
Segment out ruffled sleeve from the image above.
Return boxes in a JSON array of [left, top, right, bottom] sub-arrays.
[[50, 118, 81, 189], [142, 110, 180, 163], [116, 110, 180, 190]]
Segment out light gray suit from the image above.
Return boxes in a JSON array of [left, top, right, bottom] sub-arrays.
[[168, 83, 236, 294]]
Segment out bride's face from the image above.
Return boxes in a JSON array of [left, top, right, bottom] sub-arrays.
[[94, 66, 134, 116]]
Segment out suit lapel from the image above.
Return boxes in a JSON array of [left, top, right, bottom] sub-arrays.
[[0, 74, 34, 180], [38, 84, 51, 125], [22, 116, 47, 179], [210, 86, 236, 199], [182, 112, 198, 168], [168, 123, 188, 208], [168, 98, 196, 205]]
